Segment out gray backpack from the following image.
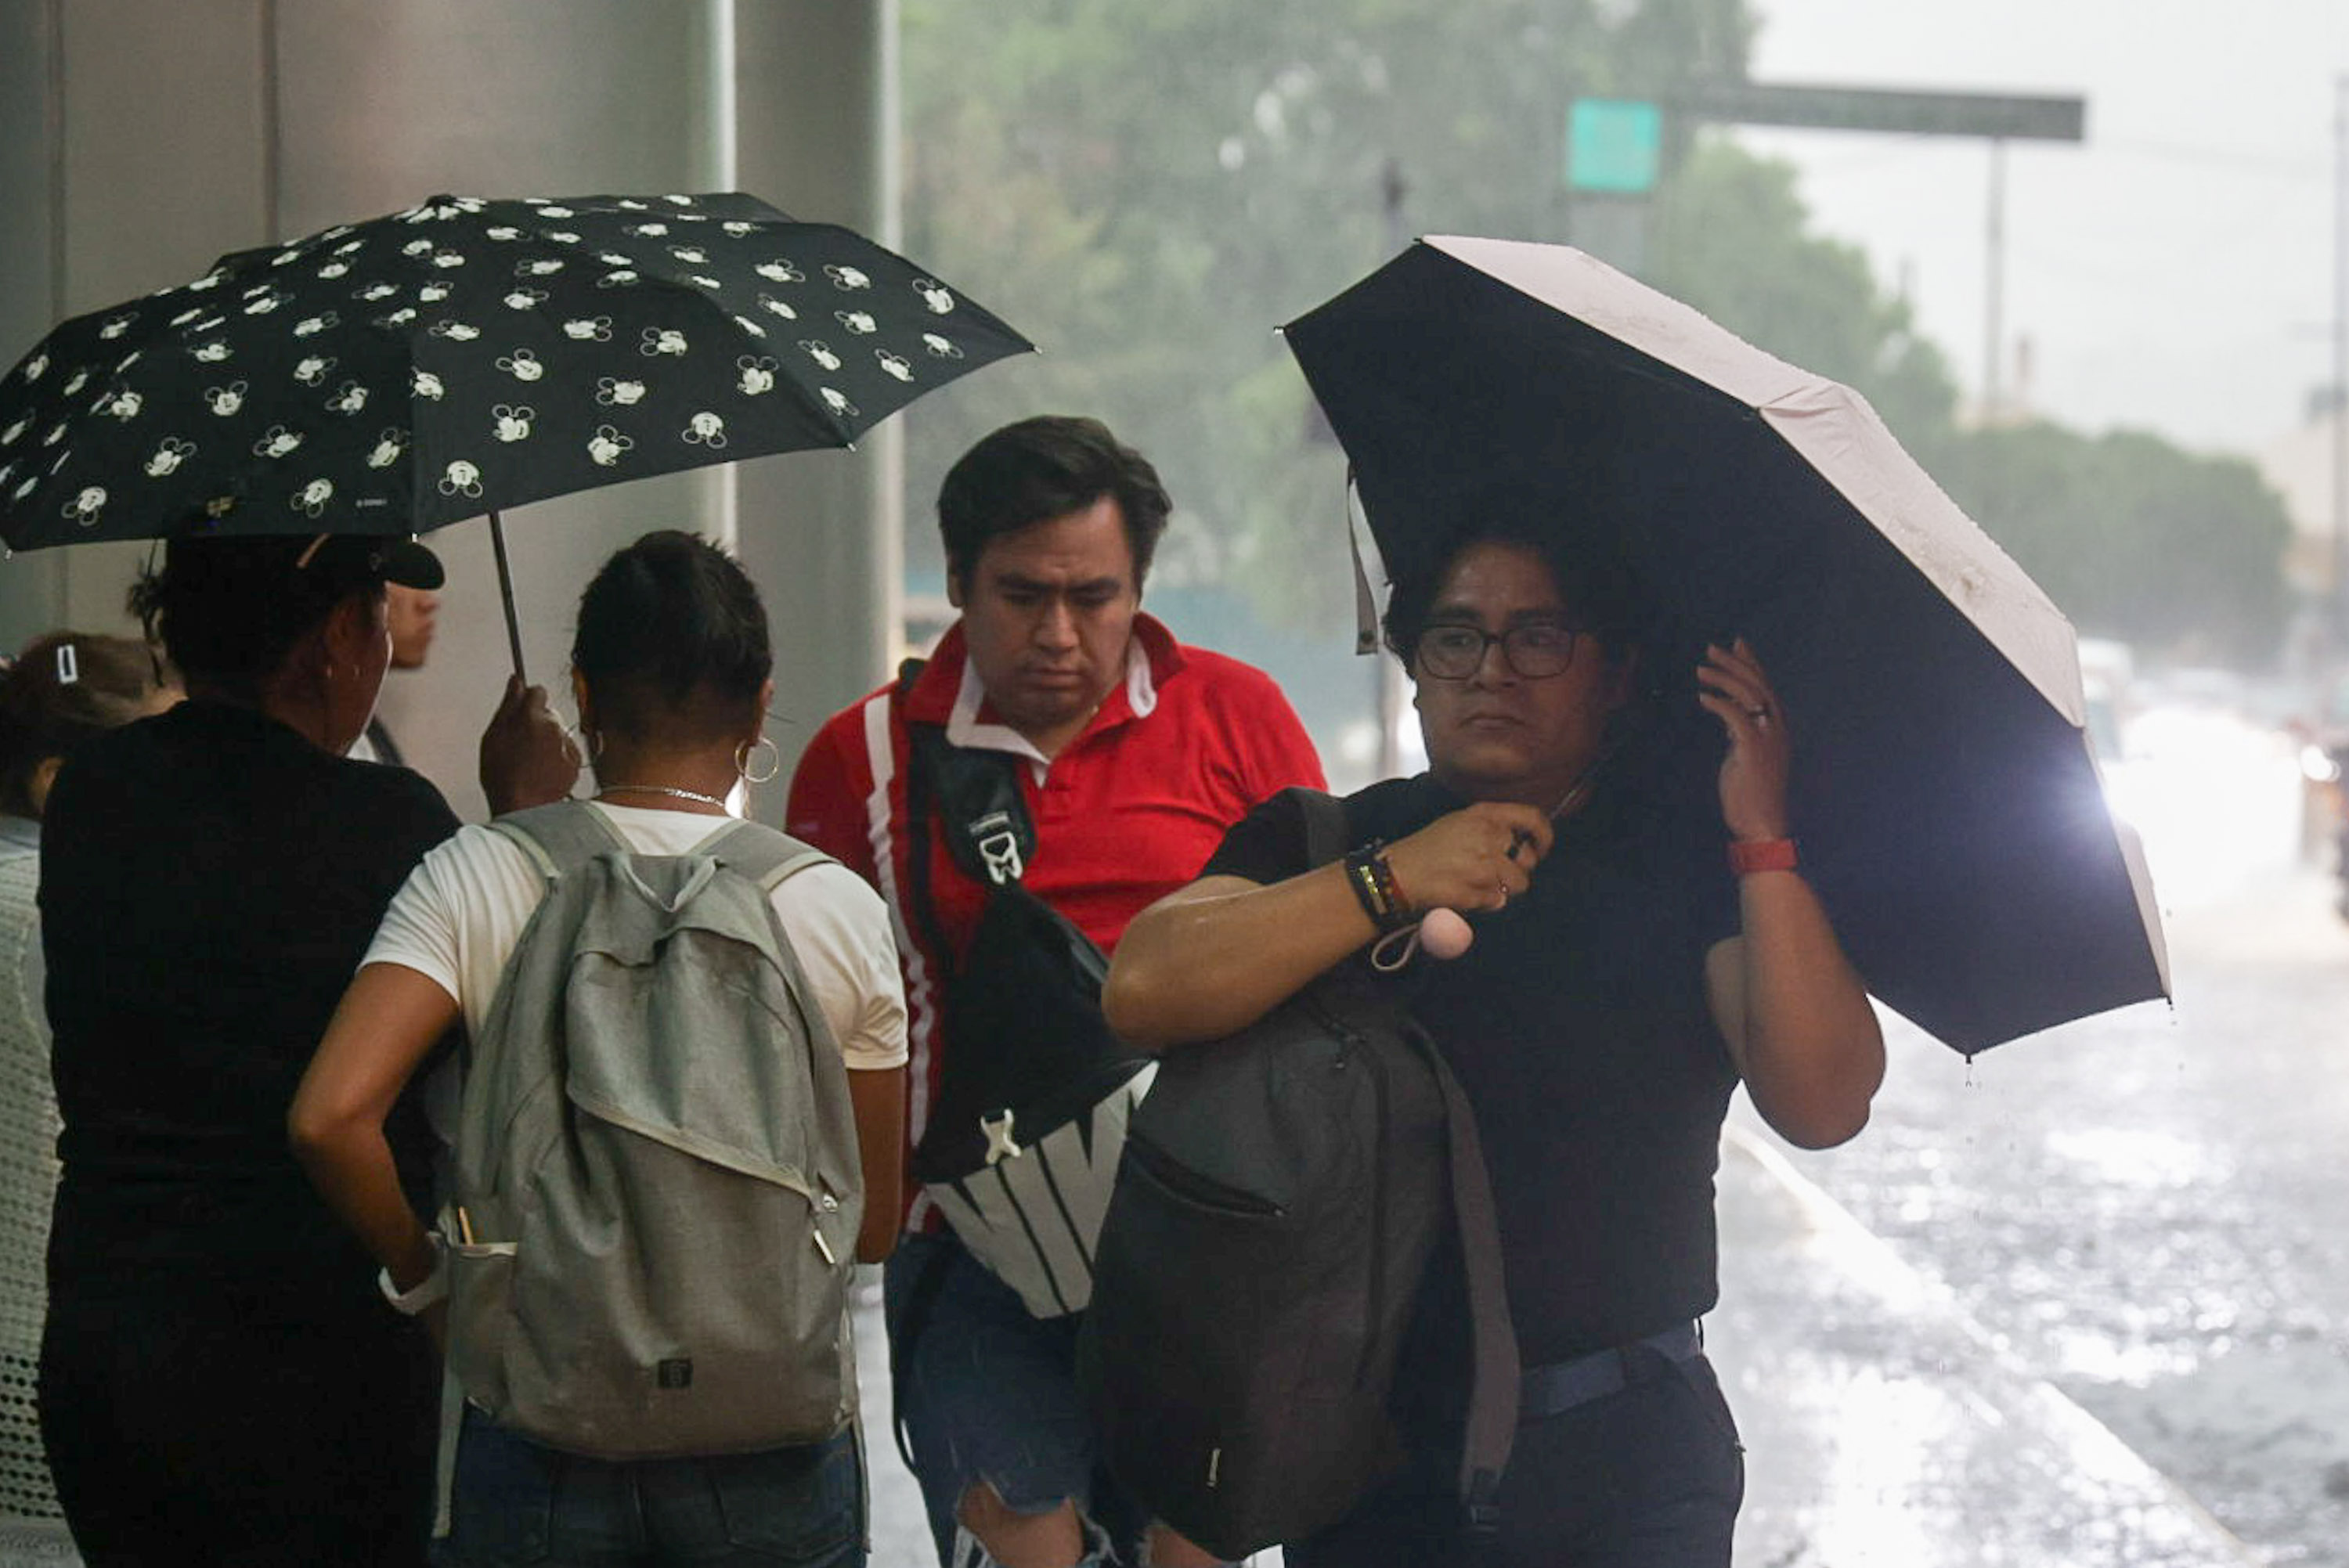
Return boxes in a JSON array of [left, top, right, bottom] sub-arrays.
[[442, 801, 864, 1460]]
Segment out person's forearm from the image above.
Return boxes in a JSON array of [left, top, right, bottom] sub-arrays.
[[290, 964, 461, 1287], [847, 1065, 906, 1263], [1727, 871, 1884, 1148], [1103, 868, 1376, 1051], [289, 1121, 437, 1287]]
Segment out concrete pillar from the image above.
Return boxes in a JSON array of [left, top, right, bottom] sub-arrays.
[[2, 0, 280, 640], [731, 0, 906, 785], [0, 0, 63, 641], [0, 0, 897, 820]]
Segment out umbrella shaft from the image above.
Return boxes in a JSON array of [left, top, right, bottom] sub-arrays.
[[489, 511, 526, 683]]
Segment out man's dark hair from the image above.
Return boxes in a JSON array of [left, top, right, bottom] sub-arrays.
[[1381, 521, 1649, 670], [0, 632, 168, 816], [127, 534, 388, 699], [936, 416, 1172, 586], [572, 530, 770, 748]]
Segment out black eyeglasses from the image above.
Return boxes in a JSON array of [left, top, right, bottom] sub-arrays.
[[1413, 622, 1582, 681]]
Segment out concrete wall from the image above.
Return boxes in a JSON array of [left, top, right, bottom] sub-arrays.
[[0, 0, 899, 820]]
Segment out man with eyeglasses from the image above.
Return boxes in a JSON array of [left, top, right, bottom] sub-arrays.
[[1109, 523, 1882, 1567]]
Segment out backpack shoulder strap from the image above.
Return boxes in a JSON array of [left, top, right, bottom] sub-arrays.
[[489, 799, 632, 881], [698, 816, 837, 892], [1425, 1041, 1520, 1537], [1289, 788, 1352, 871]]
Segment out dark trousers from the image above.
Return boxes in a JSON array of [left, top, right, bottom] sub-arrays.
[[435, 1408, 865, 1568], [39, 1293, 438, 1567], [1286, 1346, 1744, 1568]]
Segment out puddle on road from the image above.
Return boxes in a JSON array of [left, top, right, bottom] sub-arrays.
[[2070, 1342, 2349, 1563], [2042, 1126, 2228, 1191]]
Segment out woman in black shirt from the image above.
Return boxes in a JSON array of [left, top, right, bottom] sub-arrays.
[[1106, 523, 1884, 1567], [39, 532, 470, 1566]]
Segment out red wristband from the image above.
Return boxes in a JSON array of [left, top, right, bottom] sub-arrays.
[[1380, 854, 1413, 914], [1728, 838, 1798, 875]]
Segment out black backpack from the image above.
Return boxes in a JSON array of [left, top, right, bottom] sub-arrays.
[[1077, 788, 1520, 1559]]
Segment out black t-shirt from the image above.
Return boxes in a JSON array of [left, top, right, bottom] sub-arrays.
[[40, 699, 460, 1321], [1202, 774, 1741, 1364]]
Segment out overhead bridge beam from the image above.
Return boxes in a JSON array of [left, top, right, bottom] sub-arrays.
[[1674, 81, 2086, 143]]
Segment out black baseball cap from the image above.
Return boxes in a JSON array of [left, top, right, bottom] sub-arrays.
[[291, 532, 445, 591]]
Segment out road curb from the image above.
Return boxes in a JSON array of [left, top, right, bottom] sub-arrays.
[[1718, 1122, 2261, 1566]]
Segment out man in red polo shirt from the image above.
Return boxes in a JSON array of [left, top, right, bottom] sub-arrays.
[[788, 415, 1322, 1568]]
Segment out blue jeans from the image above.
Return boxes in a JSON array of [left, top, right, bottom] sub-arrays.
[[882, 1231, 1142, 1566], [434, 1408, 866, 1567]]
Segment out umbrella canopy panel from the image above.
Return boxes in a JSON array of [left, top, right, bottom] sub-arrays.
[[0, 193, 1032, 549], [1285, 241, 2165, 1054]]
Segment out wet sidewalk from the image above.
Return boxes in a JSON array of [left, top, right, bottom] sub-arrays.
[[1710, 1119, 2257, 1567]]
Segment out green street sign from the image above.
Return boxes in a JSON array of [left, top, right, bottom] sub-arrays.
[[1567, 98, 1662, 193]]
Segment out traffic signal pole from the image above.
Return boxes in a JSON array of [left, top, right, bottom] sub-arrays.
[[2333, 74, 2347, 636], [1660, 81, 2087, 420]]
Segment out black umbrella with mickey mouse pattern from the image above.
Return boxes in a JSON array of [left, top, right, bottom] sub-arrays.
[[0, 191, 1031, 664]]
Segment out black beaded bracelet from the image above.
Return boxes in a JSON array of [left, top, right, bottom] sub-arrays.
[[1341, 844, 1413, 933]]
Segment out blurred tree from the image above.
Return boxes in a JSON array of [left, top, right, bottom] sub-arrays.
[[894, 0, 2288, 668], [900, 0, 1642, 611], [1647, 137, 1962, 460], [1647, 141, 2291, 665], [1935, 423, 2293, 667]]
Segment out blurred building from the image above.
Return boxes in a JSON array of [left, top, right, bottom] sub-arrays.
[[2253, 386, 2345, 602]]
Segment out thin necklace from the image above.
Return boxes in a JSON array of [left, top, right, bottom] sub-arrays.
[[597, 782, 730, 809], [1548, 770, 1598, 820]]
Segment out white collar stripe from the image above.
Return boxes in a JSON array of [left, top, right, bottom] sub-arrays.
[[938, 629, 1161, 762], [861, 690, 938, 1148]]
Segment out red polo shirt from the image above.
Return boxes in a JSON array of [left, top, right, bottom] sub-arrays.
[[785, 613, 1324, 1224]]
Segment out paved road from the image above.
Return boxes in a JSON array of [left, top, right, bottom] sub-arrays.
[[1752, 709, 2349, 1565]]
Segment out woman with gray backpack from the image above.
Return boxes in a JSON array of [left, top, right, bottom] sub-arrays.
[[293, 530, 908, 1567]]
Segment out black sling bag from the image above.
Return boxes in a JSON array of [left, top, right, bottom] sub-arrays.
[[895, 661, 1154, 1320]]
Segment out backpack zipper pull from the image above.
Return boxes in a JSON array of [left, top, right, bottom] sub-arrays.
[[811, 1224, 838, 1267]]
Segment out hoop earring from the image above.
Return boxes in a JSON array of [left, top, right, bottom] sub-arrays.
[[735, 734, 781, 784], [585, 730, 604, 762]]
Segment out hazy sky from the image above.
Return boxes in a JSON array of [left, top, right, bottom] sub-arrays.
[[1738, 0, 2349, 459]]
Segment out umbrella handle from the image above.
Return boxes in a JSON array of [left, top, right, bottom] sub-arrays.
[[488, 510, 526, 684]]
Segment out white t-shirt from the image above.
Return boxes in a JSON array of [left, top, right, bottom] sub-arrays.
[[366, 802, 907, 1072]]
